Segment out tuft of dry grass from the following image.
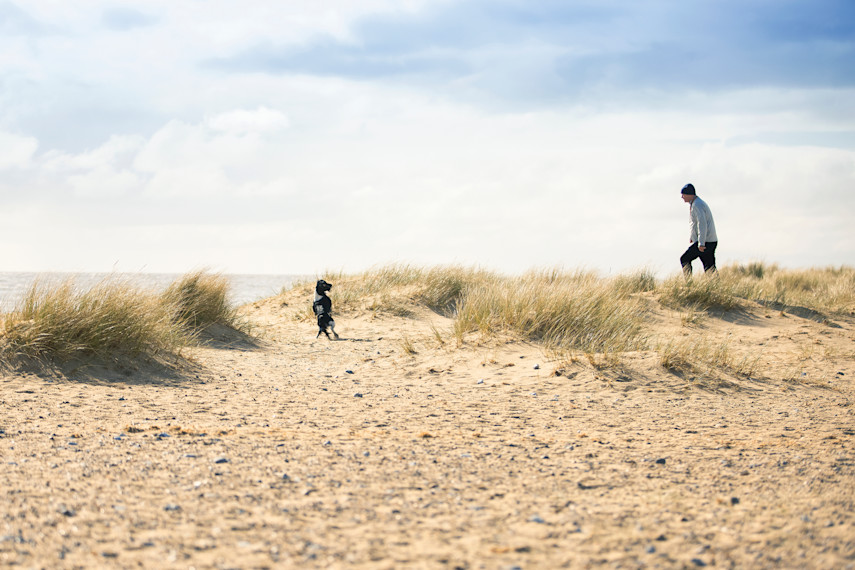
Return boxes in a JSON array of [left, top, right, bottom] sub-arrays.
[[0, 277, 189, 363], [658, 263, 855, 316], [399, 334, 418, 355], [718, 263, 855, 315], [610, 267, 657, 295], [161, 270, 241, 330], [312, 265, 651, 358], [316, 264, 490, 317], [0, 270, 246, 368], [655, 334, 761, 378], [453, 269, 649, 356], [657, 274, 746, 311]]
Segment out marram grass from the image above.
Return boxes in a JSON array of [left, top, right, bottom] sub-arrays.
[[3, 263, 851, 375], [721, 263, 855, 315], [321, 263, 852, 376], [0, 270, 242, 366], [161, 270, 240, 329], [657, 273, 747, 311], [452, 269, 649, 355], [324, 265, 649, 355], [1, 277, 188, 362], [658, 262, 855, 315]]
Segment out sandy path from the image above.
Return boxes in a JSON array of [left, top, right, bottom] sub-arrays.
[[2, 295, 854, 568]]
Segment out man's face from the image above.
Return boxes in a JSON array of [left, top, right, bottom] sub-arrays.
[[681, 194, 694, 203]]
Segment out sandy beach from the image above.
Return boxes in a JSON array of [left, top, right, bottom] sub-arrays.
[[2, 286, 854, 569]]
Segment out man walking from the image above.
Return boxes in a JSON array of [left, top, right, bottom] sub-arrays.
[[679, 183, 718, 275]]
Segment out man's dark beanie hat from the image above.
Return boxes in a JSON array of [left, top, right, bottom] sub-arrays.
[[681, 183, 696, 195]]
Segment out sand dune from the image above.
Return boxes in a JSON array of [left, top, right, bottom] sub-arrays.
[[2, 287, 854, 568]]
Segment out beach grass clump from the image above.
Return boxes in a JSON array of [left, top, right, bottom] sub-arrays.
[[610, 267, 658, 295], [719, 263, 855, 315], [658, 263, 855, 315], [657, 274, 746, 311], [413, 266, 491, 314], [312, 266, 420, 313], [314, 265, 650, 356], [0, 277, 188, 363], [453, 269, 649, 355], [161, 270, 240, 329], [0, 270, 247, 367], [730, 261, 769, 280], [317, 264, 491, 316], [655, 335, 759, 377]]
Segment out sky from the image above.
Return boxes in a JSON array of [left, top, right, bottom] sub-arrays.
[[1, 0, 854, 277]]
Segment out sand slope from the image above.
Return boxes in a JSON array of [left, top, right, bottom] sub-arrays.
[[2, 290, 854, 568]]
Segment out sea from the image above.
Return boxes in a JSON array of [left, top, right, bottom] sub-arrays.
[[0, 272, 308, 313]]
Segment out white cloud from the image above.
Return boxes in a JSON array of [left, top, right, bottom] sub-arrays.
[[132, 118, 289, 198], [205, 107, 290, 134], [43, 135, 144, 171], [37, 135, 145, 197], [67, 167, 143, 198], [0, 131, 38, 169]]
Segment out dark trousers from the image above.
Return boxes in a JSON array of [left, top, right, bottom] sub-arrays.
[[680, 241, 717, 275]]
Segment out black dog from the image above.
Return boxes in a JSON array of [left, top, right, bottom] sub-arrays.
[[313, 279, 339, 339]]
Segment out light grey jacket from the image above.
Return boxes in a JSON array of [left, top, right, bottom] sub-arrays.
[[689, 196, 718, 246]]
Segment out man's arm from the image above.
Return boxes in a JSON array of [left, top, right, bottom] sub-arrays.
[[696, 203, 709, 251]]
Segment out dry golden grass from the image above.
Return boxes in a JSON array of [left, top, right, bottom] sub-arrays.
[[657, 273, 747, 311], [721, 263, 855, 315], [3, 263, 851, 378], [161, 269, 242, 330], [314, 264, 489, 316], [0, 277, 188, 363], [316, 263, 852, 378], [453, 269, 649, 355], [316, 266, 649, 356], [0, 270, 242, 368], [659, 262, 855, 315], [655, 334, 760, 378], [657, 263, 855, 316]]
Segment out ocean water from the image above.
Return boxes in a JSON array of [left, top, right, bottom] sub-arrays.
[[0, 272, 307, 312]]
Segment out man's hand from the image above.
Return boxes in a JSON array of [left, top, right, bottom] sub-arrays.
[[699, 245, 706, 252]]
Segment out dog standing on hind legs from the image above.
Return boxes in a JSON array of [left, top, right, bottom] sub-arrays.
[[313, 279, 339, 339]]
